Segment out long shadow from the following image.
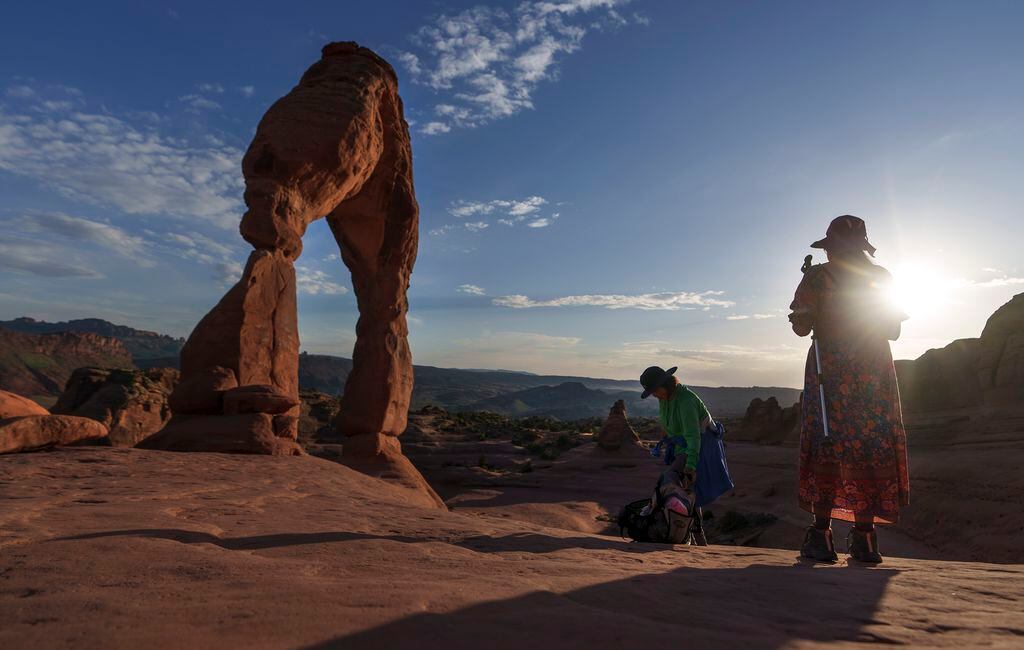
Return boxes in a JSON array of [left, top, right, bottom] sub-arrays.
[[53, 528, 657, 555], [305, 563, 901, 650], [54, 529, 422, 550]]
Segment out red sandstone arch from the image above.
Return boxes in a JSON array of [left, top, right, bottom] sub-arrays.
[[146, 44, 428, 489]]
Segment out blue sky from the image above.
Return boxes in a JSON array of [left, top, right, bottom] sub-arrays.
[[2, 0, 1023, 387]]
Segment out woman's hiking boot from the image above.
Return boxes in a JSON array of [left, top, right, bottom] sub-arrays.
[[847, 529, 883, 564], [801, 526, 838, 563]]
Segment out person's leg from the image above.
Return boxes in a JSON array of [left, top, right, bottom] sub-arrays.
[[813, 504, 832, 530], [849, 512, 882, 563], [801, 503, 838, 562]]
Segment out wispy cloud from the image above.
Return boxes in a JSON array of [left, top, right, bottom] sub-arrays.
[[11, 211, 153, 266], [464, 221, 489, 232], [296, 267, 348, 296], [458, 284, 486, 295], [0, 87, 244, 228], [0, 237, 103, 279], [493, 291, 735, 311], [400, 0, 645, 134], [725, 313, 775, 321], [238, 85, 255, 97], [450, 196, 548, 218]]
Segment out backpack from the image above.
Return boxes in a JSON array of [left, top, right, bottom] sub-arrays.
[[616, 490, 695, 544]]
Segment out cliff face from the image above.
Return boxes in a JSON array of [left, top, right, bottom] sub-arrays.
[[897, 293, 1024, 412], [0, 317, 184, 361], [0, 329, 133, 403]]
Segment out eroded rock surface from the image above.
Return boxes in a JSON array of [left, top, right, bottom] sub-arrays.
[[52, 367, 178, 447], [735, 397, 800, 445]]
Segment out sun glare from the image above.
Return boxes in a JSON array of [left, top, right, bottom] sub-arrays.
[[886, 263, 951, 319]]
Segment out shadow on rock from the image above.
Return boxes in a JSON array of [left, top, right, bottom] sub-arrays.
[[304, 563, 900, 650]]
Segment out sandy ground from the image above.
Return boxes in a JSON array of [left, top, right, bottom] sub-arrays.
[[2, 447, 1023, 649]]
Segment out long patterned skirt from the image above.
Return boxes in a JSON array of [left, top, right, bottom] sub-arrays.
[[798, 337, 910, 524]]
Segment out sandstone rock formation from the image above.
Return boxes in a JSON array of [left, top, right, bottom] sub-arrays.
[[977, 292, 1024, 405], [596, 400, 640, 451], [0, 413, 108, 454], [735, 396, 800, 445], [0, 389, 49, 419], [159, 43, 419, 466], [895, 292, 1023, 412], [52, 367, 178, 447]]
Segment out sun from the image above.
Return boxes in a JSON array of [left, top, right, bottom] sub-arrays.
[[885, 263, 951, 320]]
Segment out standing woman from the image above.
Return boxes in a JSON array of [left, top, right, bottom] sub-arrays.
[[789, 215, 910, 564]]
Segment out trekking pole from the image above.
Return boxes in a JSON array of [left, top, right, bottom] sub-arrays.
[[802, 255, 830, 439]]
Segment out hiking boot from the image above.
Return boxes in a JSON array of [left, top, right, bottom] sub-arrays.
[[847, 529, 883, 564], [801, 526, 838, 563]]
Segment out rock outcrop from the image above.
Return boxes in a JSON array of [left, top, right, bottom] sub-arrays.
[[0, 411, 109, 454], [159, 43, 420, 469], [0, 389, 49, 419], [0, 328, 133, 403], [52, 367, 178, 447], [976, 292, 1024, 405], [735, 397, 800, 444], [895, 292, 1024, 412], [596, 400, 640, 451]]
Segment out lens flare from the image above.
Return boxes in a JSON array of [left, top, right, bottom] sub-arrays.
[[886, 263, 951, 319]]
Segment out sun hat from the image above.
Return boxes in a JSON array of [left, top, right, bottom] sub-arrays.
[[811, 215, 877, 256], [640, 365, 677, 399]]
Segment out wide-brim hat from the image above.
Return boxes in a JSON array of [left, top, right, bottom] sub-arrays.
[[811, 215, 877, 256], [640, 365, 677, 399]]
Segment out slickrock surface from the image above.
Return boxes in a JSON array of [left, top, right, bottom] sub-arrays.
[[1, 448, 1021, 649]]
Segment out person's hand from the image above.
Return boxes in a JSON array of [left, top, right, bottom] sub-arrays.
[[682, 468, 697, 489]]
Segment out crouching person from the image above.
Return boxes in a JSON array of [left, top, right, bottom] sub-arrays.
[[641, 365, 735, 545]]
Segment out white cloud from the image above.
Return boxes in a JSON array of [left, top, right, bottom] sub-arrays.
[[726, 313, 776, 321], [493, 291, 735, 311], [0, 96, 245, 228], [214, 260, 244, 286], [445, 196, 551, 230], [179, 94, 222, 111], [952, 276, 1024, 289], [11, 212, 151, 264], [198, 83, 225, 94], [238, 85, 255, 97], [421, 121, 451, 135], [458, 284, 486, 295], [401, 0, 639, 134], [0, 237, 103, 279], [455, 330, 582, 350], [5, 85, 35, 98], [296, 266, 348, 295], [429, 224, 456, 236]]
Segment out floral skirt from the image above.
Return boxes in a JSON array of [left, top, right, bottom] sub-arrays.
[[798, 338, 910, 524]]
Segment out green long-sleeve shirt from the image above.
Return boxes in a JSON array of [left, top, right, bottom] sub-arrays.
[[659, 384, 712, 471]]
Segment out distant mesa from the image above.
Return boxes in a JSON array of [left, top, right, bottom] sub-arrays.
[[0, 327, 133, 405], [0, 317, 184, 362]]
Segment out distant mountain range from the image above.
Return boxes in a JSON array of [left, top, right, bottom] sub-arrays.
[[0, 317, 800, 418], [0, 328, 133, 405], [0, 317, 184, 361]]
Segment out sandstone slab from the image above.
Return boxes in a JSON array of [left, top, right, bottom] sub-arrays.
[[138, 413, 302, 456], [0, 414, 108, 453], [0, 389, 49, 420]]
